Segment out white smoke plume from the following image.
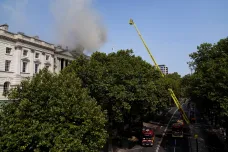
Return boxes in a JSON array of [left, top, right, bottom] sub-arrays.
[[50, 0, 107, 52]]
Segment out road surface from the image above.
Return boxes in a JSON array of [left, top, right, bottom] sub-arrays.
[[118, 100, 228, 152], [155, 102, 190, 152], [114, 106, 182, 152], [139, 102, 189, 152]]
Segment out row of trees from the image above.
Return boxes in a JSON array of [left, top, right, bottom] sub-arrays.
[[182, 37, 228, 132], [0, 49, 183, 151], [0, 70, 108, 151]]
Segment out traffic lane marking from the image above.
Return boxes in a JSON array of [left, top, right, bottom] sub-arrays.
[[155, 108, 178, 152], [155, 103, 186, 152], [142, 107, 177, 152]]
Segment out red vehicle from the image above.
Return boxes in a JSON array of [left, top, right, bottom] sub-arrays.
[[172, 122, 184, 138], [189, 111, 196, 123], [141, 126, 155, 146], [177, 119, 184, 126]]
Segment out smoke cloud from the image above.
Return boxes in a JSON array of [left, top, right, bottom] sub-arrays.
[[50, 0, 107, 52]]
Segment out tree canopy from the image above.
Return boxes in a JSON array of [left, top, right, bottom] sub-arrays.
[[0, 69, 108, 152], [184, 37, 228, 126], [165, 72, 182, 99], [62, 49, 171, 138], [0, 49, 184, 151]]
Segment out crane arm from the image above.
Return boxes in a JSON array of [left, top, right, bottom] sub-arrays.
[[129, 19, 190, 124]]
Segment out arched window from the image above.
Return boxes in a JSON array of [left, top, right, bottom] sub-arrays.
[[3, 82, 10, 95]]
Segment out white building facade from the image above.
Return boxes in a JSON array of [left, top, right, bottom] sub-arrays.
[[0, 24, 75, 101], [158, 64, 168, 75]]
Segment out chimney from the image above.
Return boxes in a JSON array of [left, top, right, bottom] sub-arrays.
[[17, 32, 25, 35], [57, 45, 62, 49], [0, 24, 9, 31], [34, 36, 39, 39]]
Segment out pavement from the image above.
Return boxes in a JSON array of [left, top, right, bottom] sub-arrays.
[[189, 102, 228, 152], [115, 99, 228, 152]]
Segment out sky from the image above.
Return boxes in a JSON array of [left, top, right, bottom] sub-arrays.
[[0, 0, 227, 76]]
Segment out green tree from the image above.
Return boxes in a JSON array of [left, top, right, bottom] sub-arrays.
[[63, 50, 170, 138], [165, 72, 182, 99], [0, 69, 108, 152], [187, 37, 228, 127], [181, 74, 193, 98]]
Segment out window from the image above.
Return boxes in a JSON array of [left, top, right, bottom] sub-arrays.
[[3, 82, 10, 95], [34, 64, 39, 73], [61, 59, 64, 70], [6, 47, 11, 54], [22, 62, 27, 73], [46, 55, 49, 60], [5, 60, 11, 71], [23, 50, 28, 56], [35, 53, 39, 58], [45, 65, 49, 70]]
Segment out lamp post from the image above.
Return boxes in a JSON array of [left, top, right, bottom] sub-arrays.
[[194, 134, 198, 152]]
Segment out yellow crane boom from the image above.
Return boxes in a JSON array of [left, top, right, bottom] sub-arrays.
[[129, 19, 190, 124]]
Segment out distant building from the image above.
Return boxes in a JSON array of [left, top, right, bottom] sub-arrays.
[[0, 24, 82, 102], [158, 64, 168, 75]]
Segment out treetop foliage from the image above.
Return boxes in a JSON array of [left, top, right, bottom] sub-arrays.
[[63, 49, 173, 137], [0, 49, 185, 151], [183, 37, 228, 123], [0, 69, 108, 152]]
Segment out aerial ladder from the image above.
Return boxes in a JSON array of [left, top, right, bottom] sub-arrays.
[[129, 19, 190, 124]]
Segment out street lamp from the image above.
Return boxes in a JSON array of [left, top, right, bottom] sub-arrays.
[[194, 134, 199, 152]]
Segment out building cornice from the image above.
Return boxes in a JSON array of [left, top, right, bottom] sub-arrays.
[[21, 58, 30, 62], [34, 60, 41, 64], [44, 62, 51, 66], [0, 35, 16, 43], [0, 28, 86, 58], [0, 30, 55, 52], [15, 45, 22, 50], [55, 53, 74, 60], [17, 39, 55, 52]]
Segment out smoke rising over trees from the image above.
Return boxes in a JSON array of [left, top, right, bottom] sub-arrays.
[[0, 0, 107, 53], [50, 0, 107, 52]]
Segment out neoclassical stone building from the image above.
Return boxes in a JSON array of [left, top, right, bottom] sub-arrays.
[[0, 24, 76, 102]]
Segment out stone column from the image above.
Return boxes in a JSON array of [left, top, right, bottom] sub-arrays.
[[42, 52, 45, 69], [51, 54, 54, 73], [30, 49, 34, 76], [57, 57, 61, 73], [14, 45, 22, 75]]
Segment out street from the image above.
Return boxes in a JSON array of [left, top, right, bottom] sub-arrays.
[[105, 101, 228, 152], [122, 103, 188, 152], [154, 102, 190, 152], [124, 100, 227, 152]]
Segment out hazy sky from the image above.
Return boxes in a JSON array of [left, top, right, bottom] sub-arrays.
[[0, 0, 227, 76]]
